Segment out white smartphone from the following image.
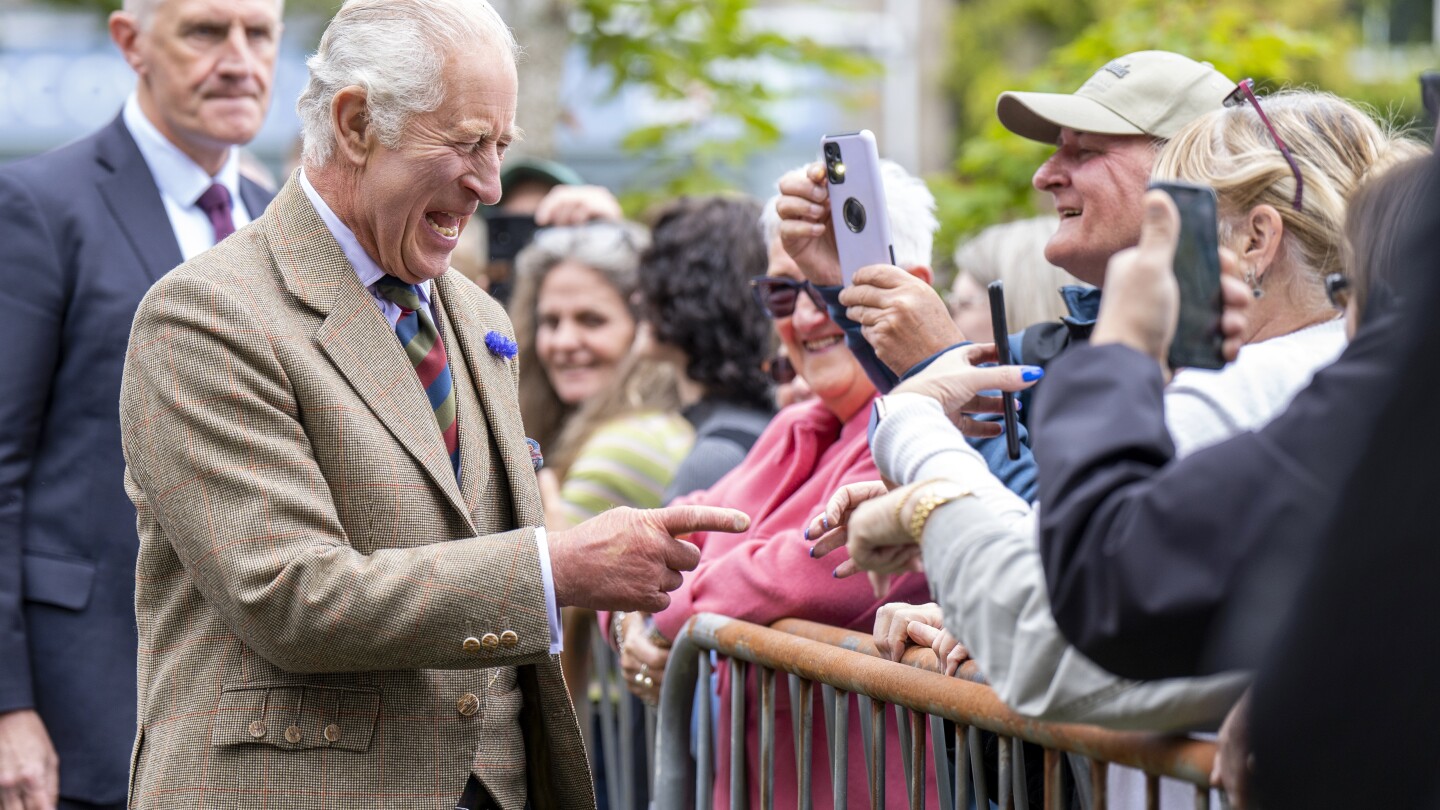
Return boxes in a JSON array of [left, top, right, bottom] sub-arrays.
[[821, 130, 895, 285]]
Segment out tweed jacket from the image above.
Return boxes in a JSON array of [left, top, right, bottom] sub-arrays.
[[119, 178, 592, 809]]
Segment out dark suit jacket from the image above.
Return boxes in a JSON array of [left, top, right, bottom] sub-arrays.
[[0, 114, 272, 803], [1030, 297, 1403, 681]]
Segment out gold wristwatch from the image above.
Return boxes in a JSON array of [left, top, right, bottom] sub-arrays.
[[906, 481, 973, 542]]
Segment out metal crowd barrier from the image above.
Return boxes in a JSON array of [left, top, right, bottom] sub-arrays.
[[650, 613, 1222, 810]]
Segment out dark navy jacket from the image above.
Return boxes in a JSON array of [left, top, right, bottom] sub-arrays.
[[0, 116, 272, 803]]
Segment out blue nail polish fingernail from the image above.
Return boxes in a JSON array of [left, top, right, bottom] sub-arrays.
[[822, 515, 830, 531], [1021, 366, 1045, 382], [803, 526, 811, 541], [809, 546, 816, 558]]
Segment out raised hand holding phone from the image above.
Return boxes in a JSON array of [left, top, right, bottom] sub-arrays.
[[1149, 181, 1225, 370]]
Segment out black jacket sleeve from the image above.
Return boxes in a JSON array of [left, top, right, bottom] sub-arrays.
[[1031, 307, 1402, 680]]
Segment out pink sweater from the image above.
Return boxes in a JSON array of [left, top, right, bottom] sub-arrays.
[[654, 394, 937, 809]]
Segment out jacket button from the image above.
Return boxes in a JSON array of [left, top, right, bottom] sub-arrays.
[[457, 693, 480, 717], [462, 636, 482, 653], [284, 725, 302, 744], [499, 630, 519, 648], [324, 724, 341, 743], [248, 720, 266, 739], [480, 632, 500, 650]]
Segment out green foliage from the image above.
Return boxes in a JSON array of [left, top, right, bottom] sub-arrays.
[[933, 0, 1421, 266], [573, 0, 878, 214]]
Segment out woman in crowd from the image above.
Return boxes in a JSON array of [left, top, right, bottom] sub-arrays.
[[806, 90, 1424, 806], [948, 215, 1089, 339], [639, 195, 776, 504], [509, 220, 692, 713], [612, 161, 946, 809]]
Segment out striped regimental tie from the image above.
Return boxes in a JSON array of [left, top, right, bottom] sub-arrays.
[[372, 276, 459, 477]]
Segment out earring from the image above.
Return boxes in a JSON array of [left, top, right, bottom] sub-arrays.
[[1242, 268, 1265, 299]]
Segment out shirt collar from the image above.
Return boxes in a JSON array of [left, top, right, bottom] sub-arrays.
[[1060, 284, 1102, 325], [298, 168, 432, 302], [123, 93, 242, 212]]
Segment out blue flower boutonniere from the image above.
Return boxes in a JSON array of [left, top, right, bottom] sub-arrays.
[[485, 330, 518, 360]]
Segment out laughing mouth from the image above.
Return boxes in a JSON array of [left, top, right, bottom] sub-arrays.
[[425, 212, 462, 239], [1060, 208, 1082, 219], [802, 335, 843, 352]]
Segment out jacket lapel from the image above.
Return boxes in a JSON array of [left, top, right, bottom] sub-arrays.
[[436, 274, 543, 529], [264, 179, 471, 525], [94, 116, 184, 284]]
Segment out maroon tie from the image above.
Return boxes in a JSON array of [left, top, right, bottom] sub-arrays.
[[196, 183, 235, 243]]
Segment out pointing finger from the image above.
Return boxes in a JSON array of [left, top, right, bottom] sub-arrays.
[[655, 505, 750, 537]]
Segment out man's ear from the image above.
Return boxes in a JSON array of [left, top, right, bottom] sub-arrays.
[[902, 264, 935, 286], [330, 86, 373, 167], [1241, 205, 1285, 280], [109, 12, 145, 75]]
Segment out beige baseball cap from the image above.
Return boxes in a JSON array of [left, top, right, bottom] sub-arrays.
[[997, 51, 1235, 144]]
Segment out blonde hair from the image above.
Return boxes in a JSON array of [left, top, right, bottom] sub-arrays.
[[508, 221, 681, 478], [950, 216, 1089, 331], [1154, 90, 1427, 309]]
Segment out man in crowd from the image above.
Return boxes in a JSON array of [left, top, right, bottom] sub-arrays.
[[776, 50, 1235, 388], [118, 1, 745, 808], [0, 0, 283, 806]]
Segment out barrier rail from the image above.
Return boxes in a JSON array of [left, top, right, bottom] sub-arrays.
[[651, 613, 1221, 810]]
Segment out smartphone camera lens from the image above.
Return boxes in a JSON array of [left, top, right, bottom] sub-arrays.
[[824, 143, 845, 185], [842, 197, 866, 233]]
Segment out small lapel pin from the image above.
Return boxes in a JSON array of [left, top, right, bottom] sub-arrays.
[[525, 437, 544, 472], [485, 330, 518, 360]]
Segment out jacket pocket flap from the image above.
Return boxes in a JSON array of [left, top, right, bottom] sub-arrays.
[[22, 552, 96, 611], [210, 684, 381, 753]]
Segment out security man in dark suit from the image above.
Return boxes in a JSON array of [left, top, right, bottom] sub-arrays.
[[0, 0, 282, 806]]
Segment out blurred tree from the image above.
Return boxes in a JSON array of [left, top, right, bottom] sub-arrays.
[[39, 0, 875, 210], [931, 0, 1421, 268]]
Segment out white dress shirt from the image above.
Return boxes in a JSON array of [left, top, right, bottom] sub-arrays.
[[299, 170, 562, 654], [123, 94, 252, 261]]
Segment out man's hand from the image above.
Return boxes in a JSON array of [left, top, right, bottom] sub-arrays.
[[533, 184, 623, 227], [1091, 190, 1251, 374], [549, 505, 749, 612], [840, 264, 964, 376], [891, 343, 1043, 435], [0, 709, 58, 810], [775, 164, 842, 286], [617, 612, 667, 705]]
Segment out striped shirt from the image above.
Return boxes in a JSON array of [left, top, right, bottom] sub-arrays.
[[560, 411, 694, 523]]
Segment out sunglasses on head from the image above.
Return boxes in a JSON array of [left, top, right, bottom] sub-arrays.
[[750, 276, 827, 320], [1223, 79, 1305, 212]]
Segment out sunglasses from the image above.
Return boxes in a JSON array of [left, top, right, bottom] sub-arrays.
[[750, 276, 827, 320], [1223, 79, 1304, 212], [1325, 273, 1351, 311]]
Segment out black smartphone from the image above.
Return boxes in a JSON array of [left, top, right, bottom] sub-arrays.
[[486, 213, 539, 263], [987, 280, 1021, 460], [1149, 181, 1225, 370]]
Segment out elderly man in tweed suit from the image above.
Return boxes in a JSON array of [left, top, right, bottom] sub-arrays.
[[117, 1, 748, 808]]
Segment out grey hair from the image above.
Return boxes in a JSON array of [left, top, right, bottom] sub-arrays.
[[296, 0, 519, 166], [759, 158, 939, 269], [123, 0, 286, 31]]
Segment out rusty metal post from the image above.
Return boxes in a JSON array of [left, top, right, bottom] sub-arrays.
[[1090, 759, 1108, 810], [759, 666, 775, 810], [833, 688, 849, 808], [927, 715, 953, 810], [697, 651, 713, 810], [1015, 737, 1030, 810], [730, 659, 747, 810], [797, 678, 814, 810], [969, 727, 990, 810], [1044, 748, 1062, 810], [908, 709, 925, 809], [999, 736, 1014, 810], [869, 698, 886, 809]]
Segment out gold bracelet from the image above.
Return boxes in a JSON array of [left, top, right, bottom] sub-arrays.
[[894, 478, 945, 536], [906, 481, 974, 542]]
